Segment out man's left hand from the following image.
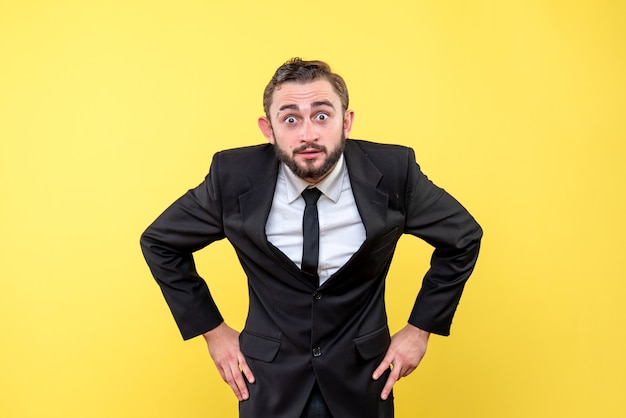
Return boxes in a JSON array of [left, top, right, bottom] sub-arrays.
[[372, 324, 430, 400]]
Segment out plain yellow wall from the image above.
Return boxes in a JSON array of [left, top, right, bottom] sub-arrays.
[[1, 1, 625, 417]]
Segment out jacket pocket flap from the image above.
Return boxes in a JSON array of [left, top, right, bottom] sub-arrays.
[[354, 326, 390, 360], [240, 331, 281, 363]]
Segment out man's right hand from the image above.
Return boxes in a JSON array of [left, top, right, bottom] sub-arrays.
[[202, 322, 255, 401]]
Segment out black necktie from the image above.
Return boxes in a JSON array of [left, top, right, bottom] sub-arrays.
[[301, 187, 322, 279]]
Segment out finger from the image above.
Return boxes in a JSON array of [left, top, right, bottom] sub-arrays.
[[238, 354, 256, 384], [221, 363, 249, 401], [401, 364, 417, 378], [231, 368, 250, 401], [380, 366, 401, 401], [372, 356, 392, 380]]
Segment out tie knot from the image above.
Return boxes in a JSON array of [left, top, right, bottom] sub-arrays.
[[301, 187, 322, 205]]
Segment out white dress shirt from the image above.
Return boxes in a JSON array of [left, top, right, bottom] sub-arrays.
[[265, 154, 366, 285]]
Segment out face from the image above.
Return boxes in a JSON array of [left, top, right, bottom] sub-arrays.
[[258, 79, 354, 183]]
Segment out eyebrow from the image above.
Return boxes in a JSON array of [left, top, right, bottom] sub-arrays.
[[277, 100, 336, 113]]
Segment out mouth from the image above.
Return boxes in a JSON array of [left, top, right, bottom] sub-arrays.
[[297, 149, 322, 159], [295, 144, 325, 160]]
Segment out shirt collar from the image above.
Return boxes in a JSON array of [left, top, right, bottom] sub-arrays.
[[282, 154, 346, 204]]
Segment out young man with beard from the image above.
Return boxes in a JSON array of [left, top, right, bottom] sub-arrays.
[[140, 58, 482, 418]]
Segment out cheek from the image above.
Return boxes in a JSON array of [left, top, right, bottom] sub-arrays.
[[273, 130, 297, 148], [272, 135, 293, 153]]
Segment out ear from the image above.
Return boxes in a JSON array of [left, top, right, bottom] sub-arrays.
[[343, 110, 355, 138], [258, 116, 274, 144]]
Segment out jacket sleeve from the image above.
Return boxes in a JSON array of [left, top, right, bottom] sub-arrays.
[[140, 153, 226, 340], [403, 148, 483, 336]]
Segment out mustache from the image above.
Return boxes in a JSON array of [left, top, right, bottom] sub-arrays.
[[293, 143, 326, 153]]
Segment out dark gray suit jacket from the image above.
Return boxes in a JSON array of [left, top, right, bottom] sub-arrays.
[[140, 139, 482, 418]]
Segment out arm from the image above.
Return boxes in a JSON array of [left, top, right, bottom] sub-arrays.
[[139, 154, 228, 339], [375, 148, 482, 398], [403, 148, 483, 335], [140, 155, 257, 399]]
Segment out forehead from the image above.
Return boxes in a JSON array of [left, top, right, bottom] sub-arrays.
[[270, 79, 341, 110]]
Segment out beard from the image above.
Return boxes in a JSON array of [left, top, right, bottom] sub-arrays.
[[272, 132, 346, 182]]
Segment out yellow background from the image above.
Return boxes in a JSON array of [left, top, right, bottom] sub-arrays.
[[1, 1, 625, 417]]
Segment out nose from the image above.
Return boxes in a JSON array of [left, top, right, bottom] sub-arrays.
[[299, 119, 318, 143]]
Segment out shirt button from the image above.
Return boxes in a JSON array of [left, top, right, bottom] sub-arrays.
[[313, 291, 322, 300], [312, 347, 322, 357]]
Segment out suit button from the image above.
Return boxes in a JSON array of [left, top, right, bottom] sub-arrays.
[[313, 291, 322, 300], [312, 347, 322, 357]]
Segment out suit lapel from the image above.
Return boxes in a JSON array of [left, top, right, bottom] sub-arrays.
[[238, 148, 318, 286], [343, 140, 389, 240], [239, 146, 279, 256]]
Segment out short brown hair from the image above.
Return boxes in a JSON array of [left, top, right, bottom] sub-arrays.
[[263, 58, 349, 118]]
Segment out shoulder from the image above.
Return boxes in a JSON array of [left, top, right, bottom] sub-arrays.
[[347, 139, 415, 159], [208, 143, 278, 185], [214, 143, 274, 160], [346, 139, 417, 169], [211, 143, 276, 170], [347, 138, 411, 151]]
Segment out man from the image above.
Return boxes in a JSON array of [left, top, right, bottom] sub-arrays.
[[140, 58, 482, 418]]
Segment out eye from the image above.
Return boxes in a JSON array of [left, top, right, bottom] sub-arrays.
[[315, 112, 329, 122], [284, 116, 297, 124]]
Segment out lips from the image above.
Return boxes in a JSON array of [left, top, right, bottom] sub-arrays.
[[297, 149, 323, 160], [300, 148, 321, 154], [295, 143, 325, 158]]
